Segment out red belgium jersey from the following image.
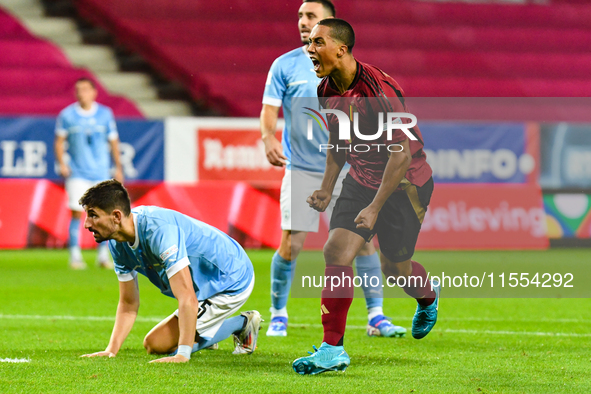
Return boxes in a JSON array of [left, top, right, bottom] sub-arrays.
[[318, 61, 432, 190]]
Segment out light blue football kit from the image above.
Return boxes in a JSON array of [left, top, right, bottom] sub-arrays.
[[109, 206, 254, 301], [55, 102, 117, 181], [109, 206, 256, 351], [263, 46, 326, 173], [55, 102, 118, 265], [262, 46, 397, 337]]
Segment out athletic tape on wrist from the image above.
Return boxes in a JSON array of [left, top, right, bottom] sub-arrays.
[[177, 345, 192, 360]]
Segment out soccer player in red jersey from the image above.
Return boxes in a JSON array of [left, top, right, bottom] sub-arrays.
[[293, 19, 440, 375]]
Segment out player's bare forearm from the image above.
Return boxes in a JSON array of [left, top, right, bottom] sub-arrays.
[[54, 135, 71, 177], [109, 139, 124, 182], [170, 267, 198, 350], [260, 104, 280, 140], [54, 136, 66, 165], [177, 298, 198, 349], [371, 138, 411, 210], [109, 139, 122, 169], [354, 139, 411, 231], [308, 134, 346, 212], [107, 278, 139, 354], [84, 278, 138, 357], [106, 300, 138, 354], [260, 104, 286, 166]]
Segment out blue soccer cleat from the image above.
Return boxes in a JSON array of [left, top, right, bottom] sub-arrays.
[[266, 316, 288, 337], [367, 315, 407, 338], [412, 279, 441, 339], [292, 342, 350, 375]]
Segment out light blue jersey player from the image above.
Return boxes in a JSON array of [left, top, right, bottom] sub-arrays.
[[79, 180, 261, 363], [260, 0, 405, 339], [262, 47, 326, 174], [54, 77, 123, 270], [110, 205, 253, 303]]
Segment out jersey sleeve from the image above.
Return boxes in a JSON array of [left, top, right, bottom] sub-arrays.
[[106, 108, 119, 141], [55, 111, 68, 137], [262, 58, 285, 108], [375, 77, 412, 144], [109, 241, 137, 282], [148, 225, 190, 279]]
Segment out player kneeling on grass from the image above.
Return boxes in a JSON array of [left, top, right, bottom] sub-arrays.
[[79, 180, 261, 363]]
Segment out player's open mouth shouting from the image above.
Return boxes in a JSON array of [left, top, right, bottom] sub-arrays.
[[310, 56, 321, 72]]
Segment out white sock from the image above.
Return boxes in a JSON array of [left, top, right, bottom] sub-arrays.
[[368, 306, 384, 322], [97, 244, 110, 262], [270, 307, 288, 319], [69, 246, 82, 262]]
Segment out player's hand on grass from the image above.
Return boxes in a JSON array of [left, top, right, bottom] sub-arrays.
[[307, 189, 331, 212], [149, 354, 189, 364], [262, 134, 286, 167], [80, 351, 116, 358], [58, 162, 71, 178], [354, 205, 379, 231]]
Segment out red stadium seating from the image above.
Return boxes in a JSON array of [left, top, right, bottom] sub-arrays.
[[75, 0, 591, 117], [0, 11, 34, 39], [0, 7, 143, 117]]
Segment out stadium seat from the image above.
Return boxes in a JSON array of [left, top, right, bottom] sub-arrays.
[[0, 7, 143, 117], [75, 0, 591, 117], [0, 40, 72, 68], [0, 10, 35, 39]]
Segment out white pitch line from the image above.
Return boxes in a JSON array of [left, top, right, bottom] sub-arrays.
[[1, 314, 590, 337], [437, 328, 591, 338], [0, 358, 30, 363], [344, 316, 591, 324], [0, 314, 160, 323], [5, 314, 589, 325], [289, 324, 591, 338]]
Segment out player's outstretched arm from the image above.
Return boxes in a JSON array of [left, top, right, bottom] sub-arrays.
[[355, 138, 411, 231], [260, 104, 286, 167], [149, 267, 197, 363], [308, 132, 346, 212], [81, 277, 139, 358]]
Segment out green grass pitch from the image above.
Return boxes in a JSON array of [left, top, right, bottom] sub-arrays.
[[1, 249, 590, 393]]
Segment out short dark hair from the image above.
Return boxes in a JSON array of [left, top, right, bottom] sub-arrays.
[[317, 18, 355, 53], [303, 0, 336, 17], [79, 179, 131, 216], [75, 77, 96, 89]]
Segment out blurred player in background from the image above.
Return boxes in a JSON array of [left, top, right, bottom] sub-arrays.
[[79, 180, 261, 363], [293, 19, 439, 375], [261, 0, 405, 338], [54, 77, 123, 270]]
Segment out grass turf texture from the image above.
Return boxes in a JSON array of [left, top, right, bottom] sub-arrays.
[[0, 249, 590, 393]]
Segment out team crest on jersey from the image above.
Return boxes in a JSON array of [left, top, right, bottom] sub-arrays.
[[159, 245, 178, 262]]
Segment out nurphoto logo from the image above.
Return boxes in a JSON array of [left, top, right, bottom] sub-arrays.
[[302, 107, 418, 153]]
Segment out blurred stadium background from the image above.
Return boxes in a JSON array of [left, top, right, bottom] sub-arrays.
[[1, 0, 591, 392], [1, 0, 591, 249]]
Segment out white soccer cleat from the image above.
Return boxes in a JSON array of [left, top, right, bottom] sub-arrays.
[[366, 315, 407, 338], [69, 246, 86, 269], [69, 260, 87, 270], [97, 259, 114, 269], [96, 245, 113, 269], [266, 316, 288, 337], [232, 310, 262, 355]]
